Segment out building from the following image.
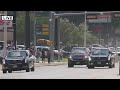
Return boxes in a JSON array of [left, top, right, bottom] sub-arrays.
[[0, 11, 13, 41]]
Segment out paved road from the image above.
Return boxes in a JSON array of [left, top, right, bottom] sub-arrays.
[[0, 62, 120, 79]]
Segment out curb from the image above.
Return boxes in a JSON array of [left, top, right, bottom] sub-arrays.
[[35, 62, 67, 67]]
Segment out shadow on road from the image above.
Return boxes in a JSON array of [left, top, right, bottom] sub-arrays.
[[91, 67, 111, 69], [67, 65, 87, 68], [12, 71, 26, 73]]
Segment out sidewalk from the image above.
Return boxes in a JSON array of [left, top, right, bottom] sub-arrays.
[[35, 61, 67, 67]]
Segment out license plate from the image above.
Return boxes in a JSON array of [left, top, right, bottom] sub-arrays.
[[76, 62, 80, 64], [97, 62, 101, 64], [13, 65, 17, 68]]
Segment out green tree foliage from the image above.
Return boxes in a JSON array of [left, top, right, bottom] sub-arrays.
[[16, 11, 49, 44], [60, 18, 98, 46]]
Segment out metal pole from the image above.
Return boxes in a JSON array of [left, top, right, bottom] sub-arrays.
[[119, 61, 120, 75], [84, 11, 87, 47], [3, 11, 7, 57], [34, 11, 36, 51], [49, 11, 54, 62], [25, 11, 30, 50], [13, 11, 16, 49], [57, 16, 60, 62]]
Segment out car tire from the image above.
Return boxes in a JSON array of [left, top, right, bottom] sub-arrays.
[[8, 70, 12, 73], [109, 64, 112, 68], [88, 65, 94, 69], [26, 68, 30, 72], [68, 63, 74, 67], [3, 69, 7, 73]]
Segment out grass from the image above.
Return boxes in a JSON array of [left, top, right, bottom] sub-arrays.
[[55, 58, 68, 62], [35, 58, 68, 63]]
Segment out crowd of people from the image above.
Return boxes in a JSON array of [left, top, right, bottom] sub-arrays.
[[0, 45, 52, 64], [28, 47, 51, 64]]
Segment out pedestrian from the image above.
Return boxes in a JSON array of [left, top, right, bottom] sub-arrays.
[[36, 49, 40, 63], [47, 50, 51, 64], [41, 49, 45, 63]]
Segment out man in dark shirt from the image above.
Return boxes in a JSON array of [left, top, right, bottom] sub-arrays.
[[47, 50, 51, 64], [42, 49, 45, 63]]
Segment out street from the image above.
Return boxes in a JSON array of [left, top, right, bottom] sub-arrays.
[[0, 62, 120, 79]]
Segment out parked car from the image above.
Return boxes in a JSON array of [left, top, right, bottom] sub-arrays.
[[68, 47, 91, 67], [87, 48, 115, 69], [115, 47, 120, 55], [17, 45, 26, 50], [2, 50, 36, 73]]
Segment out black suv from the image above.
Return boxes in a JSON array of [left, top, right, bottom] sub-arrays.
[[68, 47, 91, 67], [2, 50, 36, 73], [87, 48, 115, 69]]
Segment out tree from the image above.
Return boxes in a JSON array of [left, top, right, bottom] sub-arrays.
[[16, 11, 49, 44], [60, 18, 98, 46]]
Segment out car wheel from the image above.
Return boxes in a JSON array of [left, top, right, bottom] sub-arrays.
[[109, 64, 112, 68], [68, 63, 74, 67], [8, 70, 12, 73], [88, 65, 94, 69], [26, 68, 30, 72], [3, 69, 7, 73]]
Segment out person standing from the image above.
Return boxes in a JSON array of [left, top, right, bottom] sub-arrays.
[[41, 49, 45, 63], [36, 49, 40, 63], [47, 50, 51, 64]]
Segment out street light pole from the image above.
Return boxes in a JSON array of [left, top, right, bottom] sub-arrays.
[[84, 11, 87, 47], [57, 16, 60, 62], [3, 11, 7, 57], [13, 11, 16, 50], [33, 11, 36, 51], [49, 11, 55, 62]]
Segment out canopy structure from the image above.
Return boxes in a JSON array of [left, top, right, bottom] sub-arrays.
[[37, 39, 54, 46]]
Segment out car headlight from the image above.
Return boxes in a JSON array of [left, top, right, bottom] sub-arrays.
[[108, 55, 111, 60], [2, 59, 5, 64], [25, 59, 27, 63], [68, 56, 73, 60], [88, 57, 91, 61], [84, 56, 88, 58]]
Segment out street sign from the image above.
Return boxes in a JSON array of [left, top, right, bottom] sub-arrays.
[[86, 14, 97, 19], [114, 13, 120, 17], [0, 16, 13, 27], [88, 15, 111, 23], [42, 24, 49, 32], [42, 28, 49, 31], [42, 24, 49, 28], [42, 31, 49, 35]]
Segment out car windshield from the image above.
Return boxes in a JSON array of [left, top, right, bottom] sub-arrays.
[[71, 48, 86, 54], [92, 49, 109, 55], [7, 51, 27, 58]]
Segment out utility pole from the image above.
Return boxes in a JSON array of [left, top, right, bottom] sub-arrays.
[[84, 11, 87, 47], [3, 11, 7, 57], [25, 11, 30, 50], [57, 16, 60, 62], [13, 11, 16, 49], [33, 11, 36, 51], [49, 11, 55, 62]]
